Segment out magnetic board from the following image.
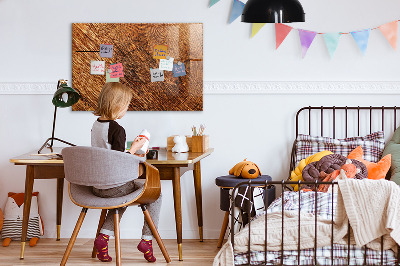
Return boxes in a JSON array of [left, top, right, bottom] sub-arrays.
[[72, 23, 203, 111]]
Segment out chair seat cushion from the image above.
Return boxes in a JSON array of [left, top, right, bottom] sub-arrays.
[[69, 180, 145, 208]]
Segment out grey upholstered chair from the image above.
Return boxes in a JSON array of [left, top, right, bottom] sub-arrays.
[[60, 146, 171, 265]]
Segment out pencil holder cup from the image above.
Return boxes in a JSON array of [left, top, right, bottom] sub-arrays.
[[191, 135, 209, 153]]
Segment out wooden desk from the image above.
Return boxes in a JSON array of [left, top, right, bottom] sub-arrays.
[[10, 147, 213, 261]]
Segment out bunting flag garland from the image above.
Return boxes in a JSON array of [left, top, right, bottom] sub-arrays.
[[275, 23, 293, 49], [351, 29, 370, 55], [229, 0, 245, 24], [298, 29, 317, 58], [209, 0, 220, 7], [251, 23, 266, 38], [378, 21, 398, 50], [323, 33, 341, 58]]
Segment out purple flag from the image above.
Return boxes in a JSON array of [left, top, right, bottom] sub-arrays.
[[298, 29, 317, 58]]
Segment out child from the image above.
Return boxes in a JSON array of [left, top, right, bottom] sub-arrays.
[[91, 82, 162, 263]]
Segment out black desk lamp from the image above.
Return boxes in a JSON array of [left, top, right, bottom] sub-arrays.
[[241, 0, 305, 23], [38, 79, 81, 154]]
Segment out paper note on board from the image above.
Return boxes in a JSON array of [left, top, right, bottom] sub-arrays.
[[106, 71, 119, 82], [172, 63, 186, 77], [110, 63, 124, 78], [100, 44, 113, 58], [153, 45, 168, 59], [150, 68, 164, 82], [91, 61, 105, 75], [159, 57, 174, 71]]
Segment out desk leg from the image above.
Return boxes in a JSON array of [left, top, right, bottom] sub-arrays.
[[20, 165, 35, 259], [172, 167, 183, 261], [56, 178, 64, 241], [193, 161, 203, 242]]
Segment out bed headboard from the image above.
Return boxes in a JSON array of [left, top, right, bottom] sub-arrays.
[[290, 106, 400, 179]]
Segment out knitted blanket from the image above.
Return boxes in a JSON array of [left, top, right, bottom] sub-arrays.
[[214, 179, 400, 266]]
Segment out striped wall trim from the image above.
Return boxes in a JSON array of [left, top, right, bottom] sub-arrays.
[[1, 81, 400, 95]]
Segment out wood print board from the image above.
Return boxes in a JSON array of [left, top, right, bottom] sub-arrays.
[[72, 23, 203, 111]]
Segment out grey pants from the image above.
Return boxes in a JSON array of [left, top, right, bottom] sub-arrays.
[[92, 180, 162, 240]]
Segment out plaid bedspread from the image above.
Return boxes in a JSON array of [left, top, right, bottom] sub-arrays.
[[234, 191, 397, 265]]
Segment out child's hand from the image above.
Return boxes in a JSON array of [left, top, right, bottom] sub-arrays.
[[134, 148, 149, 157], [128, 137, 147, 155]]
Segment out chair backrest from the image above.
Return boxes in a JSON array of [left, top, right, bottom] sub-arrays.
[[62, 146, 145, 187]]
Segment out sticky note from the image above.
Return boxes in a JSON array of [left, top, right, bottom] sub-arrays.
[[172, 63, 186, 77], [150, 68, 164, 82], [110, 63, 124, 78], [100, 44, 113, 58], [91, 61, 105, 75], [153, 45, 168, 59], [159, 57, 174, 71], [106, 71, 119, 82]]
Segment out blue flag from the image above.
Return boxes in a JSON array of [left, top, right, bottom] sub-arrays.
[[351, 29, 370, 55], [229, 0, 245, 24]]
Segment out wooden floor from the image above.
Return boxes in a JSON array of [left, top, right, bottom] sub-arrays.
[[0, 239, 221, 265]]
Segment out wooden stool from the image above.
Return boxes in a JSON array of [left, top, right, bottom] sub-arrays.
[[215, 175, 275, 248]]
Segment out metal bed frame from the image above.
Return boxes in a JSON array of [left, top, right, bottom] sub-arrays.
[[230, 106, 400, 266]]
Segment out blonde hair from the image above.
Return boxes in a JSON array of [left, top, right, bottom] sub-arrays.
[[94, 82, 133, 120]]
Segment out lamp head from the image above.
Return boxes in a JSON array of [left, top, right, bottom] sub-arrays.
[[52, 80, 80, 108], [241, 0, 305, 23]]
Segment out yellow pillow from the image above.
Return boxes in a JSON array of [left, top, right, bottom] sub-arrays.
[[290, 150, 333, 191]]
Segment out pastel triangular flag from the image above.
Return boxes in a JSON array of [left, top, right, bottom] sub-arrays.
[[378, 21, 397, 50], [351, 29, 370, 55], [229, 0, 245, 24], [251, 23, 266, 38], [298, 29, 317, 58], [209, 0, 220, 7], [323, 33, 341, 58], [275, 23, 293, 49]]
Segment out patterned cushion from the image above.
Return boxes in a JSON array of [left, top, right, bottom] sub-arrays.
[[295, 131, 385, 166]]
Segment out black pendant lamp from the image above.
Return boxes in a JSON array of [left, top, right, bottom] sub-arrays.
[[242, 0, 305, 23]]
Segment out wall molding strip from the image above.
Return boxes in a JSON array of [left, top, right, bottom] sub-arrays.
[[0, 81, 399, 95]]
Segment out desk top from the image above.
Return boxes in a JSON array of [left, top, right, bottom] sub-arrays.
[[10, 147, 214, 166]]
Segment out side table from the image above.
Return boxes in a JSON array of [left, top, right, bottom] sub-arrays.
[[215, 175, 275, 248]]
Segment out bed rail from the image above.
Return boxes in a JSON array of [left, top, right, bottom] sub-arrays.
[[230, 180, 400, 266]]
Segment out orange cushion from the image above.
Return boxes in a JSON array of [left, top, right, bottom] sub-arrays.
[[347, 146, 391, 180]]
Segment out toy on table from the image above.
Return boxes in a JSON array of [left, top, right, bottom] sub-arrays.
[[172, 135, 189, 153], [1, 192, 44, 247], [229, 159, 261, 179]]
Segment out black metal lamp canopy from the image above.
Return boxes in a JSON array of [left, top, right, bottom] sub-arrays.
[[241, 0, 305, 23], [38, 79, 81, 154]]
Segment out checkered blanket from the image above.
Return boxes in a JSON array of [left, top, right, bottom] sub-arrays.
[[233, 191, 397, 265]]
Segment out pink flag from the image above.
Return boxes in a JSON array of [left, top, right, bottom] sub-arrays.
[[298, 29, 317, 58], [275, 23, 293, 49], [378, 21, 398, 50]]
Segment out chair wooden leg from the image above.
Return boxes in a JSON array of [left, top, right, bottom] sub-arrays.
[[141, 205, 171, 263], [217, 211, 230, 248], [91, 209, 108, 258], [114, 210, 121, 266], [60, 208, 88, 266]]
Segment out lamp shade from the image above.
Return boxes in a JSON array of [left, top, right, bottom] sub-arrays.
[[241, 0, 305, 23], [52, 84, 80, 108]]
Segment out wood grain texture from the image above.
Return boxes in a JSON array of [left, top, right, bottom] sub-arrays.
[[72, 23, 203, 111]]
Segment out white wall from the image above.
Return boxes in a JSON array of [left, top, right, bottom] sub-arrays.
[[1, 0, 400, 240]]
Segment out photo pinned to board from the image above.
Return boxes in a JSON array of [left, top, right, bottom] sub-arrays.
[[150, 68, 165, 82]]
